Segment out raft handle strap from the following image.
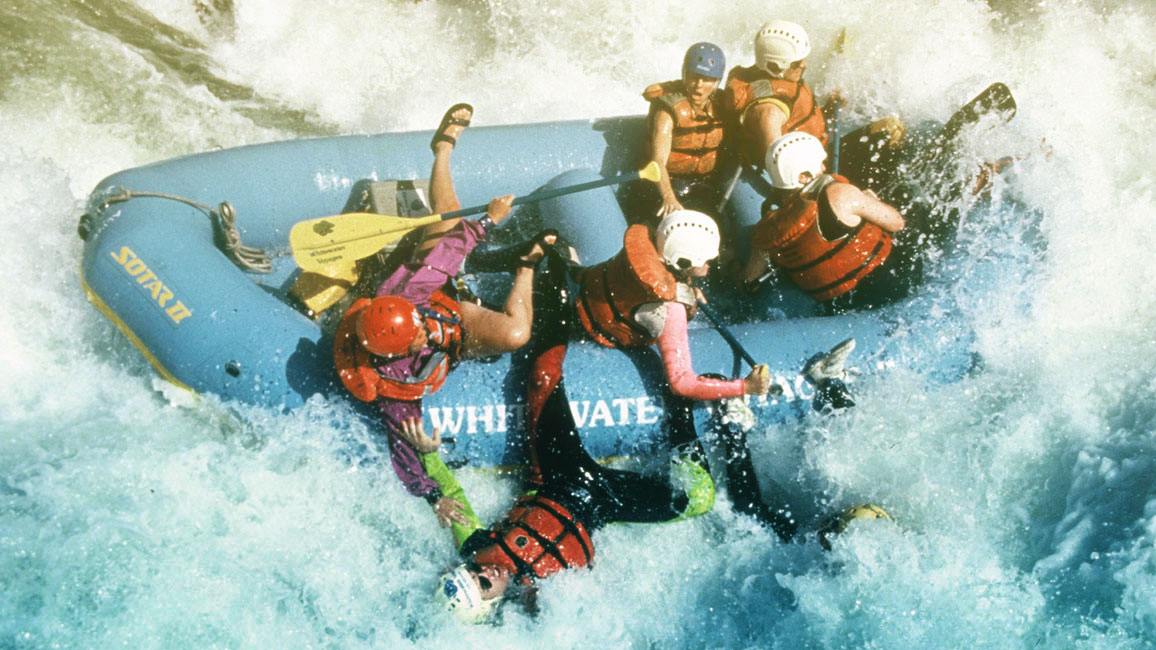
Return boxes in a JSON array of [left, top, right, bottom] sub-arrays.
[[94, 188, 272, 274]]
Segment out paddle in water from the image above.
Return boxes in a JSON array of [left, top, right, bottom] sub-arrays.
[[918, 82, 1017, 169], [937, 82, 1016, 144]]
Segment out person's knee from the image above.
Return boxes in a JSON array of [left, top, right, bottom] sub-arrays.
[[671, 457, 716, 520], [497, 324, 531, 351]]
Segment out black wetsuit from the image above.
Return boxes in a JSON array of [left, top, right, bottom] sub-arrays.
[[461, 250, 706, 563], [710, 362, 854, 542], [711, 412, 796, 540], [524, 366, 700, 530]]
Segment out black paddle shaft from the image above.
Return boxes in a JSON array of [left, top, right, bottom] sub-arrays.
[[697, 300, 758, 369], [438, 169, 644, 221]]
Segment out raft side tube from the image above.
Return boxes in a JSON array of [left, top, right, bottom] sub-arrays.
[[81, 196, 330, 409], [86, 118, 653, 253]]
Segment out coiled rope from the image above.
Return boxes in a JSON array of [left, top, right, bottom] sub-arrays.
[[86, 187, 272, 274]]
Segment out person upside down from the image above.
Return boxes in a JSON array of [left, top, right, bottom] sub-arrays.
[[400, 244, 893, 623], [708, 337, 892, 548], [397, 250, 718, 624], [332, 103, 558, 528]]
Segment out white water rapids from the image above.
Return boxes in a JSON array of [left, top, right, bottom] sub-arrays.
[[2, 1, 1155, 647]]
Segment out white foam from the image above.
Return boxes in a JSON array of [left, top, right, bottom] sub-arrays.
[[4, 0, 1156, 646]]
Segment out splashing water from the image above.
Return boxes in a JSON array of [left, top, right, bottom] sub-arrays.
[[3, 0, 1156, 647]]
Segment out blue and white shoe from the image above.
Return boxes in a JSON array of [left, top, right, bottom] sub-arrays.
[[802, 338, 856, 384]]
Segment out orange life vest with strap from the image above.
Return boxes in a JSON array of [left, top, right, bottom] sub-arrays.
[[724, 65, 828, 164], [470, 494, 595, 582], [751, 174, 892, 301], [574, 224, 695, 348], [333, 289, 464, 402], [643, 80, 726, 178]]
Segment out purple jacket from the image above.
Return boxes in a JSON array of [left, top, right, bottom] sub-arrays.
[[372, 219, 488, 499]]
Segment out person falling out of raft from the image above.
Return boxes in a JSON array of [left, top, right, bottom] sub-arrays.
[[723, 20, 828, 172], [709, 337, 892, 544], [642, 41, 729, 219], [401, 258, 887, 623], [332, 103, 559, 529], [399, 250, 719, 624], [742, 132, 920, 312]]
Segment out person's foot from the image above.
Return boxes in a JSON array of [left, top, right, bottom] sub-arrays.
[[467, 230, 566, 274], [802, 338, 856, 384], [430, 102, 473, 153], [817, 503, 892, 551], [517, 230, 559, 268]]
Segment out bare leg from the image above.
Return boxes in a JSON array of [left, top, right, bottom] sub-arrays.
[[457, 235, 556, 358], [418, 105, 472, 253]]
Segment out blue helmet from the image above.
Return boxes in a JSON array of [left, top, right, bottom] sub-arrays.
[[682, 42, 725, 80]]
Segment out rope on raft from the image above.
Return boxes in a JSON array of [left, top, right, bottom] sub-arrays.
[[90, 188, 273, 274]]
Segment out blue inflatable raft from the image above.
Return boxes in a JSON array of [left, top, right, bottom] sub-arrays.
[[78, 116, 979, 466]]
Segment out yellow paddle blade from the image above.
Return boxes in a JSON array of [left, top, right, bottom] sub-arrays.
[[290, 212, 442, 272], [289, 261, 360, 317], [638, 160, 662, 183]]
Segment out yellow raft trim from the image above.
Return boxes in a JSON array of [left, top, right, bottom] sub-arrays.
[[79, 268, 646, 472], [79, 266, 193, 394]]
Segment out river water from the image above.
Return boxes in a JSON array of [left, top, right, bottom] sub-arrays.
[[2, 0, 1156, 647]]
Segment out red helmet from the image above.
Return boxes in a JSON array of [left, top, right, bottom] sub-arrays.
[[356, 296, 423, 357]]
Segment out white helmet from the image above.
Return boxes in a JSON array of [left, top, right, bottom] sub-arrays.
[[766, 132, 827, 189], [754, 20, 810, 75], [655, 210, 720, 269], [434, 565, 498, 625]]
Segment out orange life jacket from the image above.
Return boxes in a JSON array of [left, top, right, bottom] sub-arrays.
[[643, 80, 726, 178], [751, 174, 892, 301], [574, 224, 695, 348], [470, 494, 595, 582], [333, 289, 463, 402], [724, 65, 828, 164]]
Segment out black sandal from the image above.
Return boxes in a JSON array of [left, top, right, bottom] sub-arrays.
[[465, 230, 571, 274], [516, 230, 560, 269], [430, 102, 473, 153]]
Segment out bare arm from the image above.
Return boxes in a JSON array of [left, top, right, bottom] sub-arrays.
[[746, 101, 789, 165], [826, 183, 906, 233], [484, 194, 515, 225], [416, 194, 515, 254]]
